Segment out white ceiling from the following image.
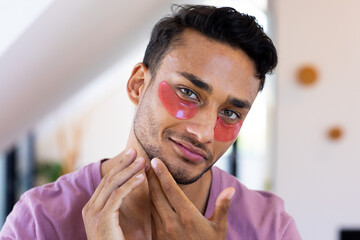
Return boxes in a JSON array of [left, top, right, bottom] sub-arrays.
[[0, 0, 169, 151]]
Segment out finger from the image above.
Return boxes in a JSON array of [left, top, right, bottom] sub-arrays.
[[151, 202, 163, 239], [103, 172, 145, 212], [92, 156, 146, 211], [90, 148, 137, 204], [151, 202, 163, 227], [147, 168, 174, 218], [209, 187, 235, 230], [150, 158, 194, 211], [106, 148, 138, 178], [151, 212, 157, 239]]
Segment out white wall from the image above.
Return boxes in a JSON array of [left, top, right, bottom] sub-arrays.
[[34, 47, 144, 168], [274, 0, 360, 239]]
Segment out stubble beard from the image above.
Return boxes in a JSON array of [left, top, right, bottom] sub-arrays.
[[133, 87, 214, 185]]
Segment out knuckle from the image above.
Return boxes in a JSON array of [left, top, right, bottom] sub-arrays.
[[178, 211, 190, 225], [82, 203, 93, 218], [163, 222, 175, 234], [110, 188, 122, 199], [217, 223, 228, 235], [220, 202, 230, 214], [82, 204, 89, 215], [103, 175, 113, 186], [151, 191, 160, 202], [161, 182, 172, 193], [110, 187, 125, 203], [82, 208, 88, 219]]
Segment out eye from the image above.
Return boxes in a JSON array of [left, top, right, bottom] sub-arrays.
[[220, 109, 241, 123], [180, 88, 198, 101]]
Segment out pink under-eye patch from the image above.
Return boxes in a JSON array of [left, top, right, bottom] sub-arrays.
[[214, 117, 243, 142], [158, 81, 197, 119]]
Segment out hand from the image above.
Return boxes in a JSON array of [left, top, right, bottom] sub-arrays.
[[148, 158, 235, 240], [82, 148, 146, 240]]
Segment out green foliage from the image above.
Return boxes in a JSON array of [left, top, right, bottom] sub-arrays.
[[35, 161, 63, 183]]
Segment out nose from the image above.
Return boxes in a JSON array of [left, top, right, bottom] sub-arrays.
[[184, 111, 217, 144]]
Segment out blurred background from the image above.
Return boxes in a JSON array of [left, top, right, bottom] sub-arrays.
[[0, 0, 359, 239]]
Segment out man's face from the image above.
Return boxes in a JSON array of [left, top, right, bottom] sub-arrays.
[[134, 29, 259, 184]]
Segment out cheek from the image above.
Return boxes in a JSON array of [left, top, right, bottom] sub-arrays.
[[214, 117, 243, 142], [158, 81, 197, 119]]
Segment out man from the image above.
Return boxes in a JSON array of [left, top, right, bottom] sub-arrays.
[[0, 5, 301, 239]]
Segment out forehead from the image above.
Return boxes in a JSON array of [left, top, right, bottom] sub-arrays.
[[154, 29, 259, 103]]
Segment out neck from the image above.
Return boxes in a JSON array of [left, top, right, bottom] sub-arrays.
[[177, 170, 212, 214]]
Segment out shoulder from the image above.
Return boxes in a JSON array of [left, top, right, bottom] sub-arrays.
[[212, 166, 284, 206], [31, 160, 99, 198], [210, 167, 301, 240], [0, 161, 101, 239], [22, 160, 99, 210], [212, 166, 284, 204]]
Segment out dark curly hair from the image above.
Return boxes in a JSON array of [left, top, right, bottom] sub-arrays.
[[143, 4, 277, 91]]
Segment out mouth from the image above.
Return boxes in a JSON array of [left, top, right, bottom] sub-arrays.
[[170, 138, 208, 163]]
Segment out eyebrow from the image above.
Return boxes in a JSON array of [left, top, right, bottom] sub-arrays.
[[178, 71, 213, 93], [227, 97, 252, 110], [178, 71, 251, 109]]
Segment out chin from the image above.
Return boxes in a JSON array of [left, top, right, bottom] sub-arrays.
[[161, 158, 213, 185]]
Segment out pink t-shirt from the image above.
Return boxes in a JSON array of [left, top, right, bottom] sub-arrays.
[[0, 161, 301, 239]]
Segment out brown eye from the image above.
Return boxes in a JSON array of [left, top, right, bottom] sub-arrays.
[[180, 88, 198, 100], [220, 109, 240, 122]]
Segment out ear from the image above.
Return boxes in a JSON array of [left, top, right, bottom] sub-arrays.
[[127, 63, 151, 105]]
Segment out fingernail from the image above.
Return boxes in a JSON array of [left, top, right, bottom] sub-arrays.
[[135, 173, 144, 182], [135, 157, 143, 164], [126, 148, 135, 155], [135, 173, 143, 179], [227, 190, 235, 200], [151, 158, 158, 169]]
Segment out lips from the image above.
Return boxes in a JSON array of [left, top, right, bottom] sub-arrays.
[[170, 138, 208, 163]]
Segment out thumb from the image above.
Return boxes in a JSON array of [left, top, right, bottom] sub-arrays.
[[209, 187, 235, 229]]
